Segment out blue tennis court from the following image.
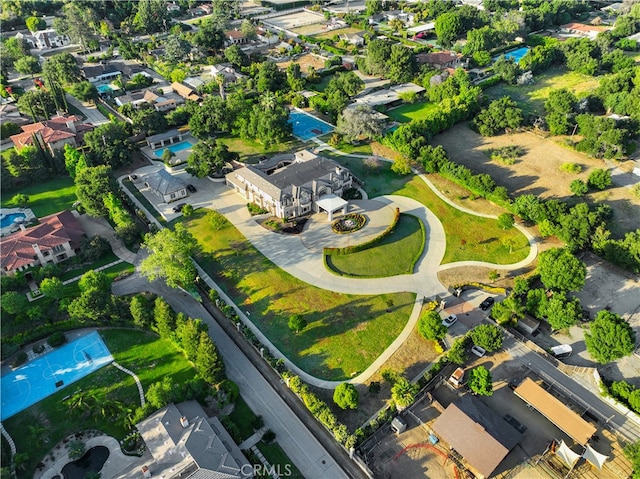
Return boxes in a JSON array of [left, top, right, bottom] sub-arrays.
[[289, 109, 334, 141], [1, 331, 113, 420], [494, 47, 530, 63]]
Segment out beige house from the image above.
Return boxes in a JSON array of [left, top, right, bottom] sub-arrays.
[[226, 150, 355, 220], [10, 114, 94, 155]]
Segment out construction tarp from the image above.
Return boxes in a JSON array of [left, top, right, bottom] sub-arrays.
[[582, 445, 608, 470], [556, 440, 582, 468]]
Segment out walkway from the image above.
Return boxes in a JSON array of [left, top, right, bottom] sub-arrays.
[[112, 361, 145, 407], [72, 211, 137, 263], [65, 94, 109, 126]]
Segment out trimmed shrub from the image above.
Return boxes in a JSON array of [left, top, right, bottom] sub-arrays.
[[47, 331, 67, 348]]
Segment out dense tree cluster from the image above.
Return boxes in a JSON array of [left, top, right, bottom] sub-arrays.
[[585, 310, 636, 363]]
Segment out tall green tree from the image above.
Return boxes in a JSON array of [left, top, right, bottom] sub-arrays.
[[153, 297, 175, 339], [140, 224, 200, 289], [333, 383, 359, 410], [14, 56, 41, 77], [417, 310, 448, 341], [470, 324, 503, 351], [195, 331, 225, 384], [186, 139, 238, 178], [585, 310, 636, 363], [53, 2, 98, 52], [84, 122, 132, 169], [130, 294, 153, 329], [491, 295, 525, 325], [176, 317, 207, 362], [435, 12, 462, 48], [468, 366, 493, 396], [387, 44, 416, 84], [67, 270, 112, 322], [192, 18, 226, 51], [42, 52, 82, 84], [26, 16, 46, 32], [545, 294, 581, 330], [337, 105, 386, 141], [134, 0, 169, 33], [545, 88, 577, 135], [364, 39, 392, 77], [473, 96, 523, 136], [74, 165, 115, 217], [537, 248, 586, 291]]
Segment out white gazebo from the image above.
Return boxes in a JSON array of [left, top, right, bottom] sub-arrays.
[[316, 194, 348, 221]]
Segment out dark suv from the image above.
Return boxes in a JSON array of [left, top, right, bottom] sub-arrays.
[[480, 297, 495, 310], [172, 202, 186, 213], [187, 184, 197, 193]]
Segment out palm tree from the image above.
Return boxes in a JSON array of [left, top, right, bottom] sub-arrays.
[[391, 377, 418, 410], [260, 91, 277, 110], [215, 74, 225, 100]]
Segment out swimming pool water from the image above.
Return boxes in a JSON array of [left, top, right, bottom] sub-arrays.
[[494, 47, 530, 63], [0, 212, 26, 228], [154, 140, 195, 158], [97, 84, 114, 94], [289, 110, 334, 141], [0, 331, 113, 420]]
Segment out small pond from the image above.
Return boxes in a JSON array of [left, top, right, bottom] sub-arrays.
[[60, 446, 109, 479]]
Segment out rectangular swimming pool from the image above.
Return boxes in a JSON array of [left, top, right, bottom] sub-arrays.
[[494, 46, 530, 63], [96, 84, 114, 94], [289, 109, 334, 141], [154, 140, 195, 158], [0, 331, 113, 420]]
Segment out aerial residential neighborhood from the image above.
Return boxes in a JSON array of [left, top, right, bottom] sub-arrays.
[[0, 0, 639, 478]]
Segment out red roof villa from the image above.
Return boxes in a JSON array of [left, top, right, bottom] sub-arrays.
[[10, 114, 94, 156], [1, 211, 85, 274]]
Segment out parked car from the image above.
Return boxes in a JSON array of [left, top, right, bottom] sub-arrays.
[[442, 314, 457, 327], [471, 345, 486, 358], [580, 309, 590, 322], [550, 344, 572, 359], [449, 367, 465, 387], [187, 184, 197, 193], [172, 202, 187, 213], [480, 297, 495, 310]]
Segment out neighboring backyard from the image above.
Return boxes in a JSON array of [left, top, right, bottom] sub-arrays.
[[1, 175, 77, 218], [183, 209, 416, 380], [217, 134, 304, 164], [433, 123, 640, 237], [3, 329, 198, 478], [325, 214, 425, 277], [387, 101, 439, 123], [485, 66, 601, 116]]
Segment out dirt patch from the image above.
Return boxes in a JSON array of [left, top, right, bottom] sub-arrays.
[[276, 53, 326, 72], [433, 123, 640, 237]]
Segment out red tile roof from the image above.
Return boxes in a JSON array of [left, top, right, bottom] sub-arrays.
[[1, 210, 84, 272], [10, 114, 93, 151]]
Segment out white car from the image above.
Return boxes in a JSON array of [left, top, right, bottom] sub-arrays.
[[471, 345, 486, 358], [442, 314, 457, 327]]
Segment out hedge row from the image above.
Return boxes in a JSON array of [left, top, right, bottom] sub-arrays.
[[281, 371, 357, 449], [324, 208, 400, 256], [603, 379, 640, 416]]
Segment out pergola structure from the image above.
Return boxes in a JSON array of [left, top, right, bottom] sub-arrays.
[[316, 194, 348, 221]]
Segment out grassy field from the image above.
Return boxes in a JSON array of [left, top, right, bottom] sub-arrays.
[[310, 76, 332, 93], [217, 135, 305, 163], [485, 66, 601, 116], [395, 175, 530, 264], [4, 329, 197, 478], [322, 153, 530, 264], [1, 176, 76, 218], [227, 396, 257, 441], [183, 210, 415, 380], [326, 214, 425, 277], [312, 27, 364, 40], [387, 101, 439, 123]]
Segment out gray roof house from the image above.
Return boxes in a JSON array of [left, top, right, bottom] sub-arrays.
[[142, 169, 187, 203], [226, 150, 355, 220], [137, 401, 252, 478]]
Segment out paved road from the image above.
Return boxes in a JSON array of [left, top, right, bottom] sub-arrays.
[[112, 274, 356, 479]]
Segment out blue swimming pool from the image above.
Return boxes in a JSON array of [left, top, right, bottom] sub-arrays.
[[0, 212, 26, 228], [289, 110, 334, 141], [154, 140, 195, 158], [494, 47, 530, 63], [0, 331, 113, 420], [96, 84, 114, 94]]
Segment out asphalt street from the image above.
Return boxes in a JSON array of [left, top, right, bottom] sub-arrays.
[[112, 274, 359, 479]]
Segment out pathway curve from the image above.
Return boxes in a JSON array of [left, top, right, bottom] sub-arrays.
[[127, 144, 539, 388], [112, 361, 145, 407]]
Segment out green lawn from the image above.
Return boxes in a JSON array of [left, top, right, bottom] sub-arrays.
[[4, 329, 197, 478], [227, 396, 258, 441], [257, 442, 305, 479], [217, 135, 305, 163], [387, 101, 439, 123], [183, 210, 415, 380], [59, 253, 120, 281], [326, 214, 425, 277], [323, 154, 529, 264], [310, 76, 332, 93], [485, 66, 601, 116], [395, 176, 530, 264], [1, 176, 76, 218]]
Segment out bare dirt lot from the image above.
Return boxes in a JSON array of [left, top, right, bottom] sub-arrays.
[[433, 124, 640, 237], [276, 53, 326, 72], [264, 10, 325, 32]]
